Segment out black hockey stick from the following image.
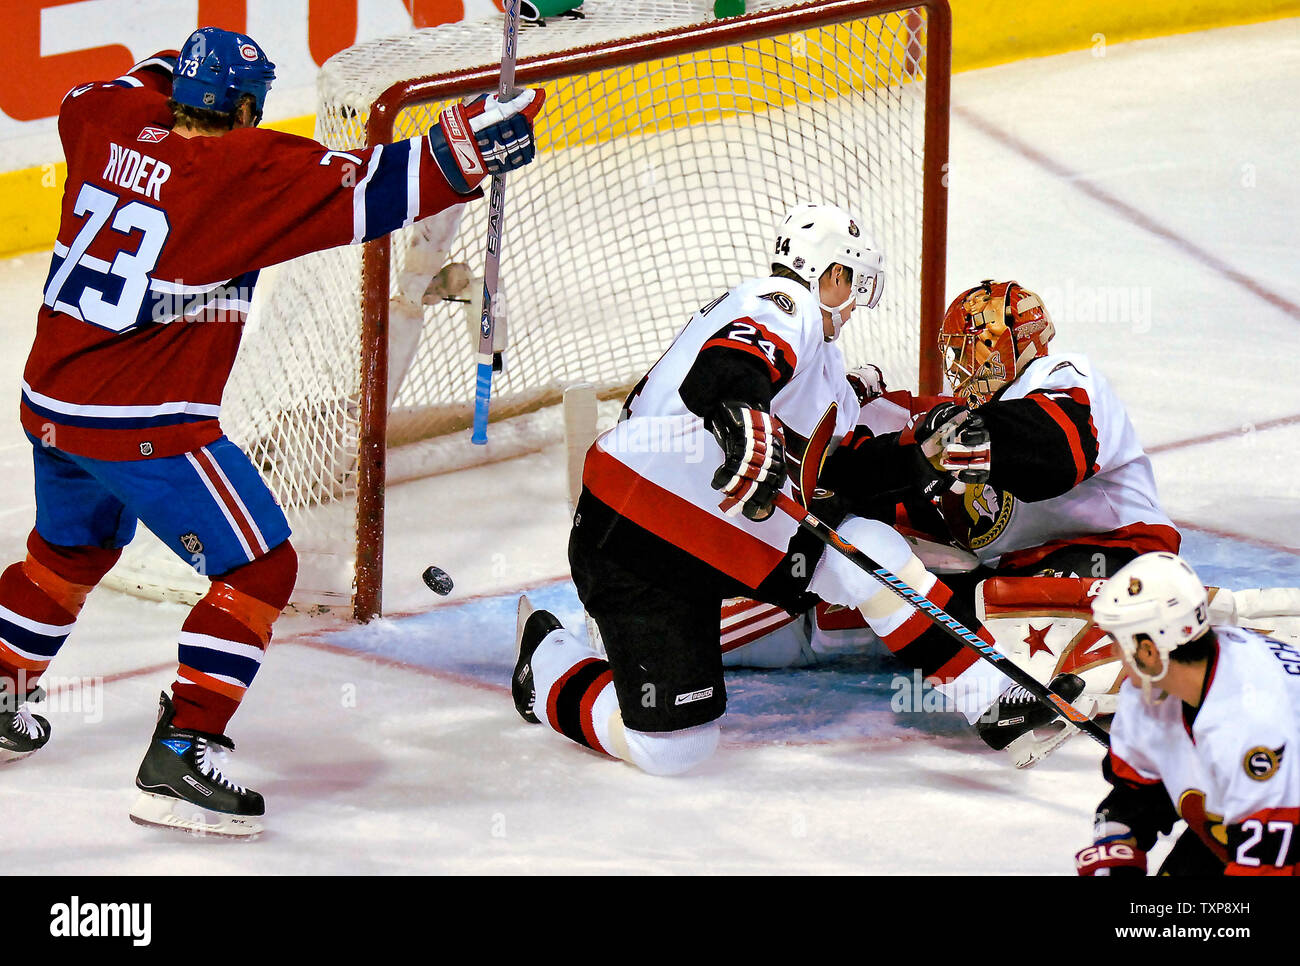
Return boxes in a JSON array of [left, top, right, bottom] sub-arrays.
[[774, 492, 1110, 748]]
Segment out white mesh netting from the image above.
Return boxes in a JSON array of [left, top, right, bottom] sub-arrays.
[[105, 0, 938, 611]]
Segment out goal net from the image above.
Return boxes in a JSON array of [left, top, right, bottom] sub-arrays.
[[103, 0, 950, 618]]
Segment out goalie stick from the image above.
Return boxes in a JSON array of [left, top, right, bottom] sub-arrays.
[[472, 0, 523, 445], [773, 492, 1111, 749]]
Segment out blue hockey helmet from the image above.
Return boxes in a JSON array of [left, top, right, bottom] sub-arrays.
[[172, 27, 276, 125]]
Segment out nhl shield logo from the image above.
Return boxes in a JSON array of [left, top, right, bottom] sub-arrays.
[[180, 533, 204, 554], [139, 441, 154, 456]]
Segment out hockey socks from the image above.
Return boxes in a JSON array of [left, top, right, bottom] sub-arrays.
[[806, 516, 1012, 723], [0, 531, 119, 696], [528, 623, 722, 775], [171, 542, 296, 735], [875, 579, 1011, 724], [530, 627, 620, 758]]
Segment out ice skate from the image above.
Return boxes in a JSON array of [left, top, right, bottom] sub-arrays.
[[129, 692, 264, 838], [977, 672, 1090, 768], [513, 595, 562, 724], [0, 686, 50, 764]]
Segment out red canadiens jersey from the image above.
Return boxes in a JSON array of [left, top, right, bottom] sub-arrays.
[[1108, 627, 1300, 875], [582, 276, 860, 590], [859, 353, 1179, 568], [23, 54, 473, 461]]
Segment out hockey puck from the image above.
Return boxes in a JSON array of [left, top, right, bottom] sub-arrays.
[[421, 566, 454, 596]]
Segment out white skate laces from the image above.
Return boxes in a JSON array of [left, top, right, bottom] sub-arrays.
[[11, 708, 46, 739], [194, 738, 247, 794], [1000, 684, 1037, 707]]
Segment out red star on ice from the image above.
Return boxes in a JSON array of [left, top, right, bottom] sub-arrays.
[[1024, 623, 1054, 659]]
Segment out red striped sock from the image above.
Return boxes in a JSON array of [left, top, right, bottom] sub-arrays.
[[543, 657, 616, 756], [0, 533, 118, 695]]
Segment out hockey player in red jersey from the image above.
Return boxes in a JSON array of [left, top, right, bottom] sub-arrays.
[[508, 205, 1078, 776], [1076, 552, 1299, 876], [0, 27, 544, 835]]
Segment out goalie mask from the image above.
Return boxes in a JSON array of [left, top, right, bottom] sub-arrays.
[[1091, 552, 1211, 702], [772, 204, 885, 341], [939, 280, 1054, 405]]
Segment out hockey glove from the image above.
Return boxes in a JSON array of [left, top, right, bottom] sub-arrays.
[[902, 401, 992, 497], [1075, 819, 1147, 876], [845, 364, 887, 405], [707, 402, 787, 522], [428, 87, 547, 195]]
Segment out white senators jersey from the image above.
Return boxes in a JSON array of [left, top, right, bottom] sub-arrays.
[[1109, 626, 1300, 874], [862, 353, 1178, 568], [580, 275, 859, 590]]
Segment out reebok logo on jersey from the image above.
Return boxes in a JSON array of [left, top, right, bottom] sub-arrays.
[[137, 126, 169, 143], [1049, 360, 1086, 379], [675, 687, 714, 706]]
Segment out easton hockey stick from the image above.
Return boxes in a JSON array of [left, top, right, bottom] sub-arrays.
[[773, 492, 1110, 748], [472, 0, 522, 445]]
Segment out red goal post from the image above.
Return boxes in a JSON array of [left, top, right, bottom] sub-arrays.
[[352, 0, 951, 620]]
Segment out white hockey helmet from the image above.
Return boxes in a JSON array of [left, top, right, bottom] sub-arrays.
[[1091, 552, 1211, 693], [773, 204, 884, 339]]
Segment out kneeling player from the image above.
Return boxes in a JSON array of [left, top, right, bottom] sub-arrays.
[[1075, 553, 1299, 876], [509, 205, 1074, 776]]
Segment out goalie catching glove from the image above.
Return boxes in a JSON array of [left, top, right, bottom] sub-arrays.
[[428, 88, 546, 195], [707, 402, 787, 522], [902, 401, 992, 497]]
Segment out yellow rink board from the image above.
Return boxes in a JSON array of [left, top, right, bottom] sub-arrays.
[[3, 0, 1297, 257]]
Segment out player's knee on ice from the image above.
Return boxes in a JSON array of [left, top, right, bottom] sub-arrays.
[[622, 722, 720, 777]]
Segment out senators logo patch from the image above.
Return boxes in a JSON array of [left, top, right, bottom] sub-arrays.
[[1244, 745, 1284, 781], [1177, 789, 1229, 859], [942, 483, 1015, 551], [758, 291, 797, 315]]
